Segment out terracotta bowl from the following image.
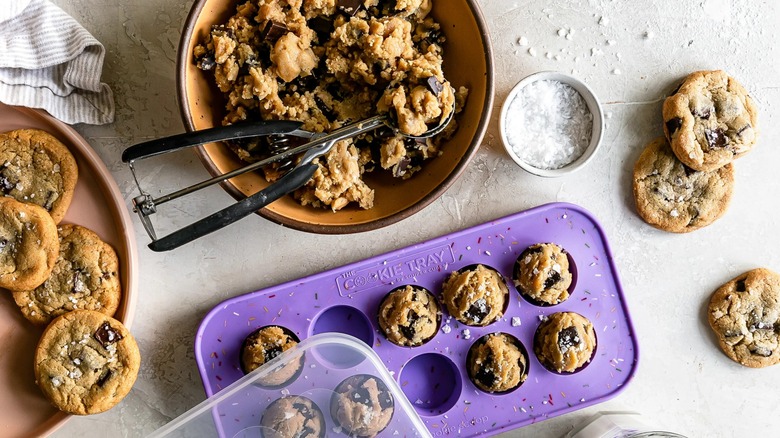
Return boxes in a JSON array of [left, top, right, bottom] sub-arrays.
[[176, 0, 494, 233]]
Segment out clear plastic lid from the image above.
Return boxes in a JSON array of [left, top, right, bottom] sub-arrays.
[[150, 333, 431, 438]]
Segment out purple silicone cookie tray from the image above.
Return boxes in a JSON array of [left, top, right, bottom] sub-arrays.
[[195, 202, 639, 437]]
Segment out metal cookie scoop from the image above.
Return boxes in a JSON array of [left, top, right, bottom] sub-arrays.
[[123, 96, 456, 252]]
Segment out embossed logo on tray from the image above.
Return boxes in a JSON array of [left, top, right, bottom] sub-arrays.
[[432, 416, 491, 436], [336, 244, 455, 296]]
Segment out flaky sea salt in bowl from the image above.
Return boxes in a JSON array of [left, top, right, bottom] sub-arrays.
[[500, 71, 604, 177]]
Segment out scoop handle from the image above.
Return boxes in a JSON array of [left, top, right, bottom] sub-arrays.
[[122, 120, 308, 162], [148, 162, 318, 252]]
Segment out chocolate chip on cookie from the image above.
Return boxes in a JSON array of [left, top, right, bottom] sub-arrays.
[[708, 268, 780, 368], [662, 70, 758, 171], [34, 310, 140, 414], [0, 129, 78, 223], [633, 137, 734, 233], [13, 224, 121, 325], [0, 197, 59, 291]]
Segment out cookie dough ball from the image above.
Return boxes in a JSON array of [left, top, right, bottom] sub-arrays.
[[240, 326, 302, 386], [535, 312, 596, 373], [331, 375, 394, 437], [261, 396, 325, 438], [708, 268, 780, 368], [378, 285, 439, 346], [467, 333, 527, 393], [441, 264, 508, 326], [378, 78, 456, 137], [514, 243, 573, 305]]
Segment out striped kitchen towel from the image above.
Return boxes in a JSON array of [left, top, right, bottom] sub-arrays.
[[0, 0, 114, 125]]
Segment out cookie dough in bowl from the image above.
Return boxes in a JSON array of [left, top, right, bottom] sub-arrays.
[[513, 242, 573, 305], [441, 264, 508, 327], [177, 0, 493, 233], [467, 332, 528, 393], [534, 312, 597, 373], [330, 374, 394, 437], [378, 285, 440, 347]]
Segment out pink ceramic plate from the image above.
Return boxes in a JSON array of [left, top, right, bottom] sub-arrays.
[[0, 103, 138, 437]]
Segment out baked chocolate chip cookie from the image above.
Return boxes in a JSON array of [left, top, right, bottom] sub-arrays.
[[708, 268, 780, 368], [0, 129, 78, 223], [34, 310, 140, 414], [378, 285, 439, 347], [0, 197, 59, 291], [633, 137, 734, 233], [13, 224, 121, 325], [662, 70, 758, 172]]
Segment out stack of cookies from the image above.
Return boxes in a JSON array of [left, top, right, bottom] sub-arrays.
[[633, 70, 759, 233], [0, 128, 140, 415]]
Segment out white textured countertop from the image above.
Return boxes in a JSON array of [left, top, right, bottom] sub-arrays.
[[48, 0, 780, 437]]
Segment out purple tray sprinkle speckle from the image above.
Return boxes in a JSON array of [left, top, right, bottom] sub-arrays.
[[195, 202, 639, 437]]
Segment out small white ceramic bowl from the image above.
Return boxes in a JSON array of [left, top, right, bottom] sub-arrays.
[[499, 71, 604, 177]]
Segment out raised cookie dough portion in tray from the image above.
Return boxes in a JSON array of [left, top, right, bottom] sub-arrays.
[[195, 202, 639, 437]]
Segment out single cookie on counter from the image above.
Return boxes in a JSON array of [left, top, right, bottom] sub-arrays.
[[261, 395, 326, 438], [467, 333, 527, 393], [441, 264, 508, 326], [330, 374, 394, 437], [0, 128, 78, 223], [13, 224, 121, 325], [662, 70, 758, 172], [240, 325, 302, 386], [708, 268, 780, 368], [34, 310, 140, 415], [535, 312, 596, 373], [633, 136, 734, 233], [0, 197, 59, 291], [514, 243, 573, 305], [378, 285, 439, 347]]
